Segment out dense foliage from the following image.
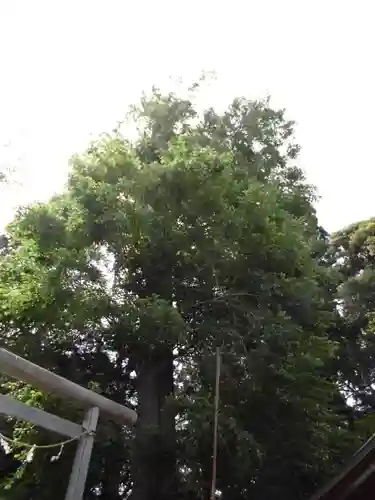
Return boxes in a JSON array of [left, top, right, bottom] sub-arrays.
[[0, 86, 373, 500], [330, 219, 375, 414]]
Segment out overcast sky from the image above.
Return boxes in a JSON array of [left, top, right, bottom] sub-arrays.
[[0, 0, 373, 233]]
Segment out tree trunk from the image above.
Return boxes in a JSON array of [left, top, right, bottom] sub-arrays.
[[101, 445, 122, 499], [131, 347, 177, 500]]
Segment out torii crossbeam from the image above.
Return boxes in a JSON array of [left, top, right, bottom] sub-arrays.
[[0, 348, 137, 499]]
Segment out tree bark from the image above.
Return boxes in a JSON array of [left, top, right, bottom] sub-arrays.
[[131, 346, 177, 500], [101, 445, 122, 499]]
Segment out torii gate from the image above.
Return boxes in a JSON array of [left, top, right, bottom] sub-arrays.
[[0, 348, 137, 499]]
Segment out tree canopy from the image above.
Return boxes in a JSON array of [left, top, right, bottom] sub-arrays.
[[0, 85, 372, 500]]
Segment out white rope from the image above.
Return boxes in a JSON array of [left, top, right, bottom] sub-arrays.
[[0, 429, 91, 463]]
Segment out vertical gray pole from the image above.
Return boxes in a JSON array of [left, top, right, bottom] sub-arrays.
[[210, 348, 221, 500], [65, 407, 99, 500]]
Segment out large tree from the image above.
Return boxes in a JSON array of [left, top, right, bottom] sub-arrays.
[[0, 87, 361, 499]]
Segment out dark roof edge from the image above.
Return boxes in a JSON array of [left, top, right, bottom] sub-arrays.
[[309, 434, 375, 500]]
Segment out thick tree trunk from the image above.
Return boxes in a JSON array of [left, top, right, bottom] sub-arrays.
[[101, 445, 122, 499], [131, 347, 177, 500]]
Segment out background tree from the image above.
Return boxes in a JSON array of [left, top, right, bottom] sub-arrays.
[[329, 219, 375, 415]]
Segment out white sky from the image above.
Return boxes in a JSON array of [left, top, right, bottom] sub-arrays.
[[0, 0, 373, 233]]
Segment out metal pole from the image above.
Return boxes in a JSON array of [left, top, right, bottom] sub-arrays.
[[65, 407, 99, 500], [210, 348, 221, 500]]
